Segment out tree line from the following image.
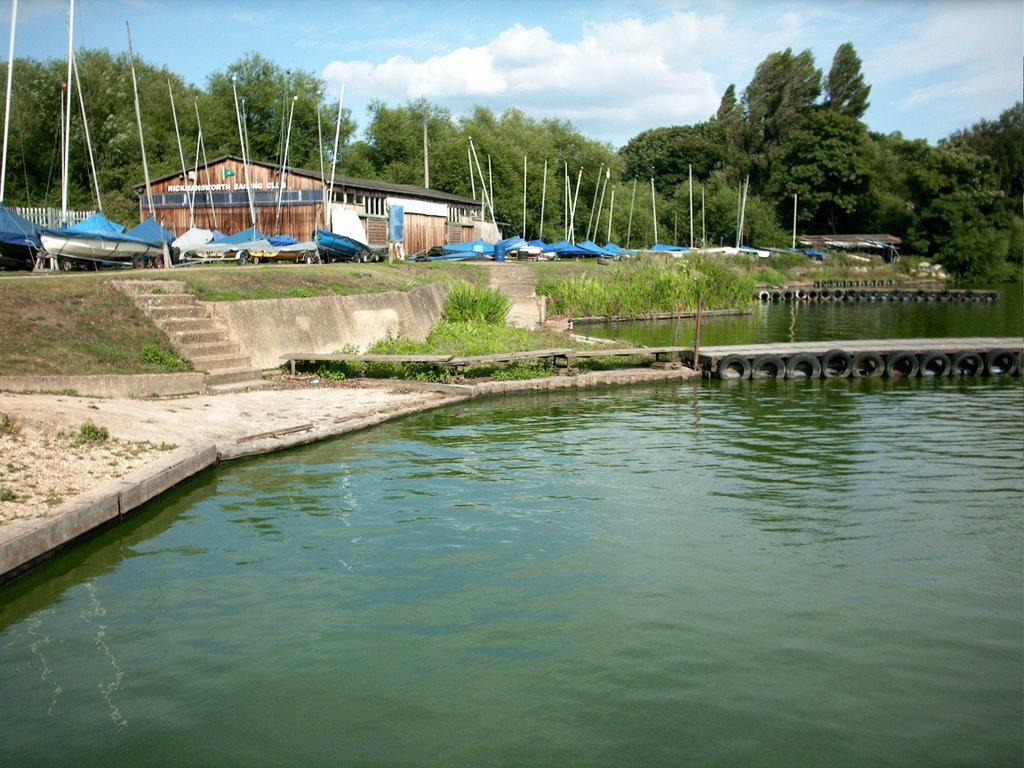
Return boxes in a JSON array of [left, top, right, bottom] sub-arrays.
[[1, 44, 1019, 281]]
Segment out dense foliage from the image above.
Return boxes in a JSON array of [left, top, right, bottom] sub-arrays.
[[1, 44, 1019, 282]]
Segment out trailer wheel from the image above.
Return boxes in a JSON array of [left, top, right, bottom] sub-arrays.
[[237, 251, 250, 265], [60, 258, 74, 272], [132, 255, 144, 269]]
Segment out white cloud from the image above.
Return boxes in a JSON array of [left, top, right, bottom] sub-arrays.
[[322, 12, 729, 146]]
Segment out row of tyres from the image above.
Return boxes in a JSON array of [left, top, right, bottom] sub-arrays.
[[755, 288, 999, 303], [715, 348, 1022, 380]]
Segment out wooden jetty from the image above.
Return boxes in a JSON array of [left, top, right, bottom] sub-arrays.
[[282, 338, 1022, 381], [693, 337, 1023, 379]]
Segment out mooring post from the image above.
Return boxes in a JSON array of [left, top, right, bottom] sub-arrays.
[[693, 298, 703, 376]]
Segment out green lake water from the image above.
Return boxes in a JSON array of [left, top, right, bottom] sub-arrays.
[[1, 285, 1021, 767]]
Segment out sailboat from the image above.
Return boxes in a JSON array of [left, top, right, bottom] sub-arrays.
[[0, 0, 41, 270]]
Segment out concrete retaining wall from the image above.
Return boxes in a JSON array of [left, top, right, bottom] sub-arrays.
[[209, 283, 450, 370], [0, 373, 205, 398], [0, 444, 218, 583]]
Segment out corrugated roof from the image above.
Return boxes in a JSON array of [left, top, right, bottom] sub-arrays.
[[138, 154, 479, 206]]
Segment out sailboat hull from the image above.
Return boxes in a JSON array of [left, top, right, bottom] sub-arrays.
[[39, 232, 158, 262]]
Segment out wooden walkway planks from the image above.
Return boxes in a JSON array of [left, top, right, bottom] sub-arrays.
[[695, 337, 1024, 361]]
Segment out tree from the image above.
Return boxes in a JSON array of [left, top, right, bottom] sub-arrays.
[[741, 48, 822, 188], [777, 110, 872, 233], [824, 42, 871, 119]]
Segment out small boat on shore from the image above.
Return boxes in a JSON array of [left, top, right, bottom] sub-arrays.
[[39, 213, 174, 270]]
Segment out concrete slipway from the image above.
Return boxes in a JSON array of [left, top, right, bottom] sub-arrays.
[[0, 366, 698, 584]]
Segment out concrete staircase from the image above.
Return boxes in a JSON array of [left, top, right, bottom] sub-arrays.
[[116, 280, 266, 391], [486, 263, 547, 329]]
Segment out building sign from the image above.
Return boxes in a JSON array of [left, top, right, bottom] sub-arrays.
[[167, 182, 287, 193]]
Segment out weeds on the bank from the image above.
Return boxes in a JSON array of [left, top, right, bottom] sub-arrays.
[[538, 253, 756, 317], [139, 344, 192, 371]]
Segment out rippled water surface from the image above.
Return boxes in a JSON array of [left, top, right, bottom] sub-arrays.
[[1, 294, 1021, 767]]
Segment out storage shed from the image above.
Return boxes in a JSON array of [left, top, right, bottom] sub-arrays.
[[136, 155, 489, 257]]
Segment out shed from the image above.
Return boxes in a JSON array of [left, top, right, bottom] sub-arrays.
[[135, 156, 490, 257]]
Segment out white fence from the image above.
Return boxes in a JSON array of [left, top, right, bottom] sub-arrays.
[[12, 207, 96, 228]]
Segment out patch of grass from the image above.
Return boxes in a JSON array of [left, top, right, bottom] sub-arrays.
[[74, 421, 109, 445], [59, 388, 79, 396], [45, 491, 65, 507], [0, 486, 15, 502], [139, 344, 192, 371], [538, 253, 756, 318], [441, 282, 511, 324]]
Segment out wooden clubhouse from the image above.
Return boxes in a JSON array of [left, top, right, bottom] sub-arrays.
[[135, 155, 489, 257]]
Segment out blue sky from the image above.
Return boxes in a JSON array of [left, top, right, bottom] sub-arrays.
[[4, 0, 1022, 148]]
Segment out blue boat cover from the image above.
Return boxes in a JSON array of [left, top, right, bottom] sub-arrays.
[[650, 242, 689, 252], [315, 229, 367, 257], [125, 215, 176, 246], [436, 239, 494, 255], [268, 234, 299, 247], [0, 205, 41, 247], [547, 240, 596, 257], [41, 211, 126, 239], [216, 225, 268, 244]]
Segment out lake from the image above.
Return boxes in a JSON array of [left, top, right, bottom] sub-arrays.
[[1, 285, 1021, 767]]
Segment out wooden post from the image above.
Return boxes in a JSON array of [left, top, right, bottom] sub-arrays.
[[693, 298, 703, 376]]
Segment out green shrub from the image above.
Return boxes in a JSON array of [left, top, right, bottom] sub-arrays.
[[139, 344, 191, 371], [442, 282, 511, 324], [0, 486, 16, 502], [0, 413, 16, 435], [75, 421, 109, 445]]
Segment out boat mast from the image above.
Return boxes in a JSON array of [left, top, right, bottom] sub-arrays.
[[168, 79, 193, 228], [650, 176, 658, 245], [193, 100, 218, 231], [585, 163, 602, 241], [327, 80, 346, 231], [315, 90, 324, 228], [71, 49, 101, 212], [275, 94, 297, 235], [539, 158, 547, 242], [0, 0, 16, 202], [60, 0, 74, 225], [126, 22, 154, 219], [522, 155, 526, 237], [231, 75, 256, 228], [626, 177, 637, 248]]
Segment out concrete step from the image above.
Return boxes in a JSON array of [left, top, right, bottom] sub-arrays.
[[133, 293, 200, 308], [145, 304, 206, 320], [157, 317, 216, 334], [185, 340, 244, 358], [190, 353, 252, 372], [115, 279, 188, 296], [205, 367, 267, 388], [169, 328, 233, 345]]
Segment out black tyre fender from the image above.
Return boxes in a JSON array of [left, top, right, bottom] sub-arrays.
[[717, 354, 751, 380], [852, 351, 884, 378], [885, 350, 919, 378], [950, 351, 985, 376], [751, 354, 786, 379], [785, 353, 822, 379], [918, 351, 951, 377], [985, 348, 1019, 376], [820, 349, 853, 378]]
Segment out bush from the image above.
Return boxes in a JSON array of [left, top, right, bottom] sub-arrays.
[[75, 421, 109, 445], [442, 282, 511, 324], [139, 344, 191, 371]]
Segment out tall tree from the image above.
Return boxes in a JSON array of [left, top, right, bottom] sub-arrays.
[[741, 48, 822, 189], [824, 42, 871, 119]]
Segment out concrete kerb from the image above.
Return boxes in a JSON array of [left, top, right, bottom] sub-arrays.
[[0, 365, 699, 584]]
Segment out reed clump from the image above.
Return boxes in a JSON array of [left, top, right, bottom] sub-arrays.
[[537, 253, 756, 317]]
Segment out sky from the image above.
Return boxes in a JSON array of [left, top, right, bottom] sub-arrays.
[[3, 0, 1022, 149]]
